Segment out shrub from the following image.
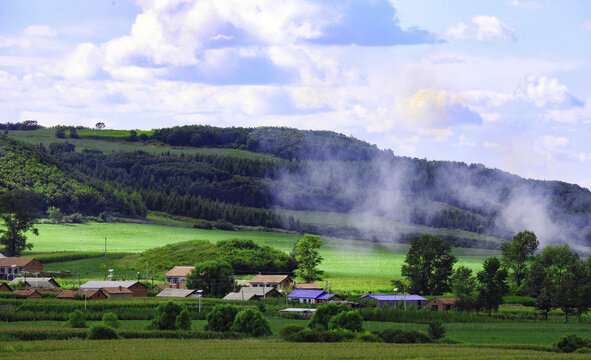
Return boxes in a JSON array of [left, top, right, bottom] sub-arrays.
[[428, 322, 446, 340], [286, 328, 343, 343], [175, 309, 191, 330], [575, 347, 591, 354], [328, 310, 363, 332], [87, 324, 119, 340], [308, 303, 349, 330], [102, 312, 120, 328], [378, 329, 431, 344], [231, 308, 272, 337], [557, 334, 590, 353], [63, 309, 87, 328], [279, 324, 305, 340], [354, 332, 383, 343], [205, 304, 239, 332]]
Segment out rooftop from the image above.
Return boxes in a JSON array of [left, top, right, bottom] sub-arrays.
[[165, 266, 195, 277], [156, 288, 197, 298], [360, 294, 428, 301], [0, 258, 38, 267], [250, 274, 291, 284], [80, 281, 144, 290]]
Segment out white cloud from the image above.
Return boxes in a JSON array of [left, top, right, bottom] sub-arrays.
[[582, 20, 591, 31], [506, 0, 541, 10], [446, 16, 515, 41], [23, 25, 57, 38], [535, 135, 590, 163], [483, 141, 500, 149], [524, 76, 583, 108]]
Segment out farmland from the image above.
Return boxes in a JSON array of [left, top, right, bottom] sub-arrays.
[[25, 222, 495, 291], [0, 338, 579, 360]]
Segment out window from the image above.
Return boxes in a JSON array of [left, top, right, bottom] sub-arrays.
[[0, 268, 4, 273]]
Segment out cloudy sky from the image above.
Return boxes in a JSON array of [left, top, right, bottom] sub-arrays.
[[1, 1, 590, 187]]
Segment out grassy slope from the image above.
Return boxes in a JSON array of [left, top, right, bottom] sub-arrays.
[[0, 339, 572, 359], [26, 222, 495, 291], [8, 130, 276, 160]]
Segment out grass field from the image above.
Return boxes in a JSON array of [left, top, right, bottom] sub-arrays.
[[7, 130, 276, 160], [25, 222, 495, 291], [0, 339, 576, 359]]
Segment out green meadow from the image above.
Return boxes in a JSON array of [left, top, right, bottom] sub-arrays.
[[25, 222, 495, 291]]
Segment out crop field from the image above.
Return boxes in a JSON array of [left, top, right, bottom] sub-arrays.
[[0, 339, 576, 360], [25, 222, 493, 291]]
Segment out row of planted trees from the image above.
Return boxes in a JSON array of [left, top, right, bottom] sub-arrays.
[[401, 231, 591, 321]]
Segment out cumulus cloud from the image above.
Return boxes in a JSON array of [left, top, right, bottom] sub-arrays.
[[535, 135, 590, 162], [447, 16, 515, 41], [524, 76, 583, 108]]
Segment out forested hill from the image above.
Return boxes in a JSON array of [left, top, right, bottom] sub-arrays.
[[4, 124, 591, 246], [0, 135, 145, 217]]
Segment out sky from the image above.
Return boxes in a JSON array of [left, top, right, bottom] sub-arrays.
[[1, 0, 591, 188]]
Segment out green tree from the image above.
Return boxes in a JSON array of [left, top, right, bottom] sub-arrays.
[[175, 309, 191, 330], [308, 303, 349, 330], [476, 257, 508, 316], [64, 309, 87, 328], [186, 260, 234, 298], [46, 206, 63, 224], [451, 266, 477, 311], [205, 304, 239, 332], [0, 190, 41, 256], [501, 230, 539, 292], [230, 308, 272, 337], [328, 310, 363, 332], [293, 234, 324, 283], [101, 312, 120, 328], [401, 234, 457, 295], [148, 301, 187, 330]]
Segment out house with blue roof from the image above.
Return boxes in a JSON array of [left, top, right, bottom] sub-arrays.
[[359, 293, 428, 309], [287, 289, 343, 304]]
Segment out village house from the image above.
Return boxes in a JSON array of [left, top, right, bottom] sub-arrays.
[[101, 286, 134, 299], [9, 277, 61, 289], [156, 288, 200, 298], [427, 297, 460, 311], [223, 287, 281, 301], [80, 281, 148, 297], [279, 308, 316, 319], [0, 282, 12, 292], [359, 294, 428, 309], [293, 283, 323, 290], [249, 274, 294, 290], [57, 289, 108, 301], [236, 280, 251, 287], [0, 258, 43, 280], [287, 289, 342, 304], [164, 266, 194, 286], [13, 289, 42, 299]]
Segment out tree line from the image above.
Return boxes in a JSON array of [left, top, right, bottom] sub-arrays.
[[400, 231, 591, 321]]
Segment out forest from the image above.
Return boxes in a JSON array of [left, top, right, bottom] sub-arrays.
[[2, 123, 591, 246]]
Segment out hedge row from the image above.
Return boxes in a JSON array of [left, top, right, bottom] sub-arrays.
[[0, 327, 244, 341]]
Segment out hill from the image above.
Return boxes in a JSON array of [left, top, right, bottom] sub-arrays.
[[0, 134, 144, 217], [5, 124, 591, 247]]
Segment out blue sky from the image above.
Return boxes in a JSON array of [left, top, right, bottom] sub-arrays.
[[1, 0, 590, 188]]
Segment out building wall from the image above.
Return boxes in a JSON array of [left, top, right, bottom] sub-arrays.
[[129, 283, 148, 297]]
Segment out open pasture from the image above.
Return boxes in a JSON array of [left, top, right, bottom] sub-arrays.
[[0, 339, 574, 360], [26, 222, 492, 290]]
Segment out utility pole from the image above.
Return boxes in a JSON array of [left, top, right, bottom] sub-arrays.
[[104, 237, 107, 256]]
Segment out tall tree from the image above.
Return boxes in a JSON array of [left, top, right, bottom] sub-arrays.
[[401, 234, 457, 295], [186, 260, 234, 298], [451, 265, 477, 311], [95, 122, 105, 130], [476, 257, 508, 316], [293, 234, 324, 283], [0, 190, 41, 256], [501, 230, 539, 292]]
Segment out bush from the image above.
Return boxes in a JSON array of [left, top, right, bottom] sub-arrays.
[[378, 329, 431, 344], [308, 303, 349, 330], [231, 308, 272, 337], [87, 324, 119, 340], [354, 332, 383, 343], [205, 304, 239, 332], [63, 310, 87, 328], [286, 328, 343, 343], [279, 324, 305, 340], [328, 310, 363, 332], [175, 309, 191, 330], [102, 312, 120, 328], [557, 334, 590, 353], [428, 322, 446, 340]]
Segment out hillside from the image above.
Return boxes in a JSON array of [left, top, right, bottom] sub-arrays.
[[0, 134, 144, 217], [5, 124, 591, 247]]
